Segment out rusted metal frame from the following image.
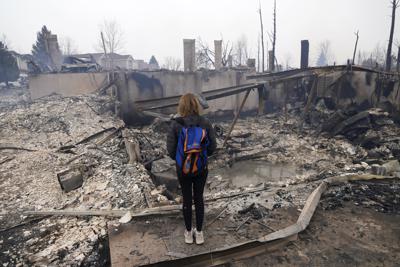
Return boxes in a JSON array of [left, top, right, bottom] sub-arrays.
[[135, 83, 260, 105], [148, 182, 327, 267], [135, 83, 262, 111], [222, 88, 252, 148], [246, 64, 397, 80]]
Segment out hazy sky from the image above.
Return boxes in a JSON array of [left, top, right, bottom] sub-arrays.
[[0, 0, 399, 68]]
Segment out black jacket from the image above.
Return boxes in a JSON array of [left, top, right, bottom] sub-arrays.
[[167, 115, 217, 160]]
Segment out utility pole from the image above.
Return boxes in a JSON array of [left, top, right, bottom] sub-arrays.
[[397, 46, 400, 72], [257, 34, 260, 72], [271, 0, 277, 72], [258, 2, 265, 72], [100, 31, 109, 69], [386, 0, 399, 72], [352, 30, 359, 65]]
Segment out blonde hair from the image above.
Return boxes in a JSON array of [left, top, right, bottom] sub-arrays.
[[178, 93, 201, 117]]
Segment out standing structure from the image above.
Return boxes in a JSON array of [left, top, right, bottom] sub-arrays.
[[300, 40, 309, 69], [183, 39, 196, 72], [268, 50, 274, 72], [46, 34, 63, 71], [214, 40, 222, 70]]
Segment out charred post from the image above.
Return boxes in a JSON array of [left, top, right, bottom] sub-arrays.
[[300, 40, 309, 69]]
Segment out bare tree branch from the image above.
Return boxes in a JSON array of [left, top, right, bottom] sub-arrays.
[[60, 36, 78, 56], [258, 2, 265, 72], [196, 37, 233, 69], [386, 0, 398, 71], [97, 19, 124, 55], [163, 57, 181, 71]]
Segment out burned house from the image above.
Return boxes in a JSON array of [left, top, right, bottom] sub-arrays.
[[1, 30, 400, 267], [71, 53, 135, 70]]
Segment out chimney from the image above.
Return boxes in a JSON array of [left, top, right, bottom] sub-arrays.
[[268, 50, 274, 72], [214, 40, 222, 70], [300, 40, 309, 69], [46, 34, 63, 71], [183, 39, 196, 72]]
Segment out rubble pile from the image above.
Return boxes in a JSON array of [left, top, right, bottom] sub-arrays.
[[310, 102, 400, 162], [0, 78, 30, 113], [1, 84, 399, 266], [322, 180, 400, 214], [0, 92, 155, 265]]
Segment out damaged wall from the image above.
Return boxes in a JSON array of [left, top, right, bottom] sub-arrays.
[[117, 69, 259, 124], [257, 70, 400, 115], [29, 73, 108, 99]]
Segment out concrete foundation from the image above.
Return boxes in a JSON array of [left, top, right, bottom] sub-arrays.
[[29, 72, 108, 99]]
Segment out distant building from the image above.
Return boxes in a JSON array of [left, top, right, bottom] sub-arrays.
[[148, 55, 160, 70], [70, 53, 160, 71], [71, 53, 134, 70], [10, 51, 29, 74]]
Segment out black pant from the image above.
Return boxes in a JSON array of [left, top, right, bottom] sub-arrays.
[[177, 171, 207, 232]]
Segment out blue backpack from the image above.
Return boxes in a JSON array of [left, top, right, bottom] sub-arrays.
[[176, 123, 209, 176]]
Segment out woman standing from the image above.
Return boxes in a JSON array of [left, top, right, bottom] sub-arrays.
[[167, 93, 216, 244]]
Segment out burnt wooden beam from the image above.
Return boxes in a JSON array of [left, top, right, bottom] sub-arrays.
[[222, 89, 252, 147]]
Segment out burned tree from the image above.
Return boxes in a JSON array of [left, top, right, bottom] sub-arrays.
[[267, 0, 277, 71], [149, 55, 160, 69], [163, 57, 181, 71], [352, 30, 359, 65], [196, 37, 233, 69], [0, 42, 20, 88], [60, 36, 78, 56], [258, 2, 265, 72], [385, 0, 399, 71], [31, 25, 52, 70], [397, 45, 400, 72], [98, 20, 124, 69], [316, 40, 333, 66], [233, 35, 249, 66]]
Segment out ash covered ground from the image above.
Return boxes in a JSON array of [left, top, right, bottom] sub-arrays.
[[0, 85, 399, 266]]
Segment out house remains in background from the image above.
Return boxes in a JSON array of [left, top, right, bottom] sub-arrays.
[[68, 53, 160, 71], [9, 51, 30, 74]]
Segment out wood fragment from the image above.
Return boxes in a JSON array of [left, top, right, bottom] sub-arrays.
[[206, 204, 229, 227], [96, 127, 122, 146], [0, 146, 36, 152], [205, 186, 270, 202], [256, 221, 276, 232], [84, 101, 100, 116], [75, 127, 116, 145], [122, 129, 141, 163], [24, 205, 181, 218], [64, 152, 86, 165], [0, 156, 15, 165], [235, 216, 251, 232], [0, 216, 51, 233], [222, 89, 251, 147], [97, 79, 116, 95], [303, 76, 318, 115]]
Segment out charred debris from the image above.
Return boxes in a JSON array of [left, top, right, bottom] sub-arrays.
[[0, 64, 400, 266]]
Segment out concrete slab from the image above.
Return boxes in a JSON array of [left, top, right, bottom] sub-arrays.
[[108, 207, 299, 266]]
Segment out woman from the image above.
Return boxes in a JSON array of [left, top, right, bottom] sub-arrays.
[[167, 93, 216, 244]]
